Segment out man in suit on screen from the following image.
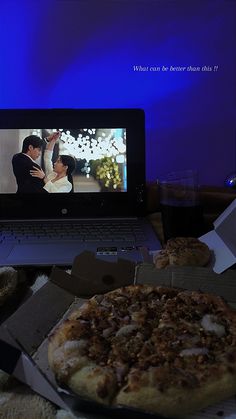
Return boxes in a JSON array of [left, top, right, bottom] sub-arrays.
[[12, 135, 45, 193]]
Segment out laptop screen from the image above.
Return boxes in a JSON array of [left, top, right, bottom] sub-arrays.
[[0, 109, 145, 218], [1, 127, 127, 194]]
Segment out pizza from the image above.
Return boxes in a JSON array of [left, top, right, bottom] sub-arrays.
[[48, 285, 236, 418], [154, 237, 211, 269], [0, 267, 18, 306]]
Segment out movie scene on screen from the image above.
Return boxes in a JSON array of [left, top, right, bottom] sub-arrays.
[[1, 128, 127, 193]]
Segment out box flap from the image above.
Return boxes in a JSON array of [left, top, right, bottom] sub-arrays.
[[49, 266, 81, 295], [14, 352, 68, 410], [67, 251, 135, 296], [200, 230, 236, 274], [197, 198, 236, 273], [136, 264, 236, 307], [0, 338, 22, 375], [0, 281, 75, 354], [0, 336, 69, 411], [134, 263, 172, 286], [214, 198, 236, 228], [214, 207, 236, 255]]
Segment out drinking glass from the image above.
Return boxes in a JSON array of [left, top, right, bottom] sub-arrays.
[[158, 170, 204, 242]]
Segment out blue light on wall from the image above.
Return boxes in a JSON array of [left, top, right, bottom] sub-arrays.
[[0, 0, 235, 185]]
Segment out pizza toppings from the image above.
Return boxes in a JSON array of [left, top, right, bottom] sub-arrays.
[[115, 324, 139, 337], [179, 347, 209, 357], [201, 314, 226, 337], [48, 285, 236, 418]]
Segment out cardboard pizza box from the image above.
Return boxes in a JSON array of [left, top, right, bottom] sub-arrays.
[[0, 251, 136, 418], [199, 197, 236, 274], [135, 264, 236, 309], [0, 252, 236, 419]]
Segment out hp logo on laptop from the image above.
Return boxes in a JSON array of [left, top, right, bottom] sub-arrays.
[[61, 208, 68, 215]]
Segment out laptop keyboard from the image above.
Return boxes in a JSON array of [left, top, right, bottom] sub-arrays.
[[0, 220, 146, 244]]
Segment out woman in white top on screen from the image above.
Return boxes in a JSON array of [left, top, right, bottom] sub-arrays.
[[30, 132, 76, 193]]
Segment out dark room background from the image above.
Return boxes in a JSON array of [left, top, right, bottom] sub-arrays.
[[0, 0, 235, 186]]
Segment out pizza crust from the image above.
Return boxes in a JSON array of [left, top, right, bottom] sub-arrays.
[[116, 368, 236, 418], [68, 365, 117, 404]]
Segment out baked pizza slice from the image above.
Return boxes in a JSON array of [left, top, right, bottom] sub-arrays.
[[48, 285, 236, 418], [154, 237, 211, 268]]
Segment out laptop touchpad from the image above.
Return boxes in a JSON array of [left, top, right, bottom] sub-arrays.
[[6, 243, 82, 264]]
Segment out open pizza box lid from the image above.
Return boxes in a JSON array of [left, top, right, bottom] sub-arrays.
[[0, 252, 236, 418], [199, 197, 236, 273]]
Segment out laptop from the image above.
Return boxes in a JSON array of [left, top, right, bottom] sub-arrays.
[[0, 108, 161, 266]]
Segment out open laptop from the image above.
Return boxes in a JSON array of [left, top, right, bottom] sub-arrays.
[[0, 108, 161, 266]]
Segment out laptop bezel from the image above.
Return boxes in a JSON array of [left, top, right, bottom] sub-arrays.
[[0, 108, 146, 219]]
